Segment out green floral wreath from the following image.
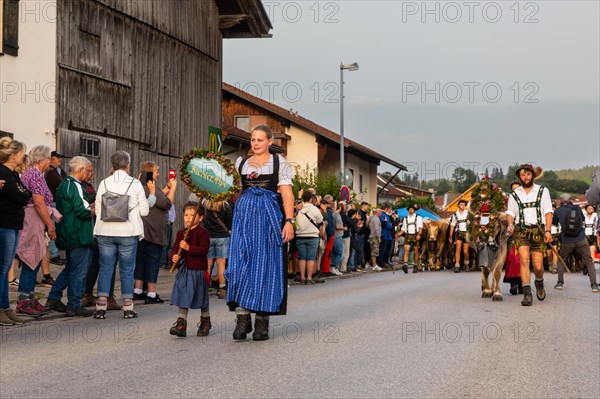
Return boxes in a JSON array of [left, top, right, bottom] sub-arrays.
[[180, 148, 241, 203], [468, 177, 506, 240]]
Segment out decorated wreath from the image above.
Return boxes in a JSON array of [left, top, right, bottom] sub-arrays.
[[180, 148, 241, 206], [468, 177, 505, 241]]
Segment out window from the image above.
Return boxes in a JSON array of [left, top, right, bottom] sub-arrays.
[[2, 0, 19, 56], [359, 174, 363, 192], [80, 136, 100, 158], [234, 116, 250, 132], [348, 168, 354, 189]]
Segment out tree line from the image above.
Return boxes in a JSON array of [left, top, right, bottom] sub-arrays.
[[380, 163, 596, 197]]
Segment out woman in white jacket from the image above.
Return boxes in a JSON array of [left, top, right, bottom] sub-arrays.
[[93, 151, 152, 319], [294, 191, 324, 284]]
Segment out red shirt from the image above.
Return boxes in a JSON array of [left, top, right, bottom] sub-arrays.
[[170, 224, 210, 270]]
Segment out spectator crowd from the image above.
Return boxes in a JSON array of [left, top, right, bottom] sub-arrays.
[[1, 135, 599, 328]]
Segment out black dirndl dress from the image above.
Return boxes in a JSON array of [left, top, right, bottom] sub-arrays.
[[225, 155, 289, 315]]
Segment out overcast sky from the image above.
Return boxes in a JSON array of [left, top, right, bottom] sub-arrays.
[[223, 0, 599, 179]]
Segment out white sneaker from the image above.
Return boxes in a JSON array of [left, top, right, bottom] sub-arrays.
[[373, 265, 383, 272], [331, 267, 342, 276]]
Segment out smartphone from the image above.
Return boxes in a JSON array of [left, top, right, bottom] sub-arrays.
[[144, 171, 154, 184], [169, 169, 176, 180]]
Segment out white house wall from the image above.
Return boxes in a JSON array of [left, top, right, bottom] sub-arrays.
[[285, 124, 318, 173], [0, 0, 57, 150]]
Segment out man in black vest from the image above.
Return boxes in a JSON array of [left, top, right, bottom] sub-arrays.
[[45, 151, 68, 265], [552, 194, 598, 292]]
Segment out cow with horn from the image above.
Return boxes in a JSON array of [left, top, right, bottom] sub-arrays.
[[468, 177, 510, 301]]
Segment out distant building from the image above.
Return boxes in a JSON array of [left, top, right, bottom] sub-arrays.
[[222, 83, 405, 204], [377, 175, 434, 204]]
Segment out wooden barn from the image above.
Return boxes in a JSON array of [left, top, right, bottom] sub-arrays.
[[1, 0, 271, 226], [57, 0, 271, 196]]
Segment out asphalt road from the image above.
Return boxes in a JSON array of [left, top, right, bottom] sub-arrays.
[[1, 268, 599, 398]]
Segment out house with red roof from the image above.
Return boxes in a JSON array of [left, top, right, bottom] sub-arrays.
[[221, 83, 406, 204]]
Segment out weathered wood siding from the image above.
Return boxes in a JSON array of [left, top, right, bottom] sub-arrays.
[[57, 0, 222, 156], [58, 128, 116, 189], [56, 0, 223, 229], [222, 94, 290, 151]]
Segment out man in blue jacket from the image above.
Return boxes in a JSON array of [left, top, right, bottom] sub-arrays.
[[45, 157, 95, 316], [378, 204, 395, 268]]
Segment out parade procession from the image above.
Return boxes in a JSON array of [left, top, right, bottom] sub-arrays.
[[1, 1, 598, 398]]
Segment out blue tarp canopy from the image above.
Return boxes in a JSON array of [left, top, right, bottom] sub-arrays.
[[395, 207, 441, 221]]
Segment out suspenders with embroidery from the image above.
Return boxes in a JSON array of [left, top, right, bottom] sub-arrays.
[[584, 215, 597, 235], [406, 216, 417, 233], [454, 212, 467, 231], [511, 186, 545, 229]]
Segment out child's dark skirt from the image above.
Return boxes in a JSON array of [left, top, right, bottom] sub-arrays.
[[170, 262, 209, 310]]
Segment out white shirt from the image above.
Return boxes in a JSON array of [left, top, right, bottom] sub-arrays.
[[235, 154, 293, 186], [94, 170, 150, 239], [401, 214, 423, 234], [506, 184, 553, 226], [584, 213, 598, 236], [295, 203, 324, 237], [451, 209, 469, 232]]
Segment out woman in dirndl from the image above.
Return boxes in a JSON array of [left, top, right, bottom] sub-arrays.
[[225, 124, 295, 341]]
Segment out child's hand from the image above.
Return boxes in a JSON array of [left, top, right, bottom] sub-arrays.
[[172, 254, 181, 263], [179, 240, 190, 251]]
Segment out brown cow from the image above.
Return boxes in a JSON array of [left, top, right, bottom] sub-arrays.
[[421, 220, 450, 271], [478, 213, 510, 301]]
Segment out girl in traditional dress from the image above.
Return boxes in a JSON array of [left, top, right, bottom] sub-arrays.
[[169, 202, 211, 338], [225, 125, 295, 341]]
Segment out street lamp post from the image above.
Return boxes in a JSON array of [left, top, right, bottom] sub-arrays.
[[340, 62, 359, 186]]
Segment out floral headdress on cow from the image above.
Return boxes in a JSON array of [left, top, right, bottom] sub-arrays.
[[468, 176, 505, 242]]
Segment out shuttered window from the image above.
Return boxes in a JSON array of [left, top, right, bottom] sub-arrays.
[[2, 0, 19, 56]]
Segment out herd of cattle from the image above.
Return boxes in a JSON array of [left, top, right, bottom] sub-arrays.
[[405, 215, 588, 301]]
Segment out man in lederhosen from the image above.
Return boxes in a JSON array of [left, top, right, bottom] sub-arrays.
[[449, 199, 470, 272], [506, 164, 553, 306]]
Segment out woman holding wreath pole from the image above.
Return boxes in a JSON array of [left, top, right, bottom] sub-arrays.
[[225, 124, 295, 341]]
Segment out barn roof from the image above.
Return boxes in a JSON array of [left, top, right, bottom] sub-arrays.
[[443, 183, 478, 213], [216, 0, 273, 38]]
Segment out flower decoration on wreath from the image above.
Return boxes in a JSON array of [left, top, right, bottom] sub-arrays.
[[180, 148, 241, 209], [468, 176, 506, 241]]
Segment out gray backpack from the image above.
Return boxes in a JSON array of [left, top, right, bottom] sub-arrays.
[[100, 179, 134, 222]]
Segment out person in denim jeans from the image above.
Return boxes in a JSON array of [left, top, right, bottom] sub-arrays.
[[330, 202, 346, 275], [295, 191, 323, 283], [0, 137, 31, 325], [203, 201, 232, 299], [93, 151, 151, 319], [15, 145, 58, 316], [46, 157, 94, 317], [133, 162, 174, 304]]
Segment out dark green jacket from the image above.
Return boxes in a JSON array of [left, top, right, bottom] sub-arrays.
[[56, 176, 93, 250]]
